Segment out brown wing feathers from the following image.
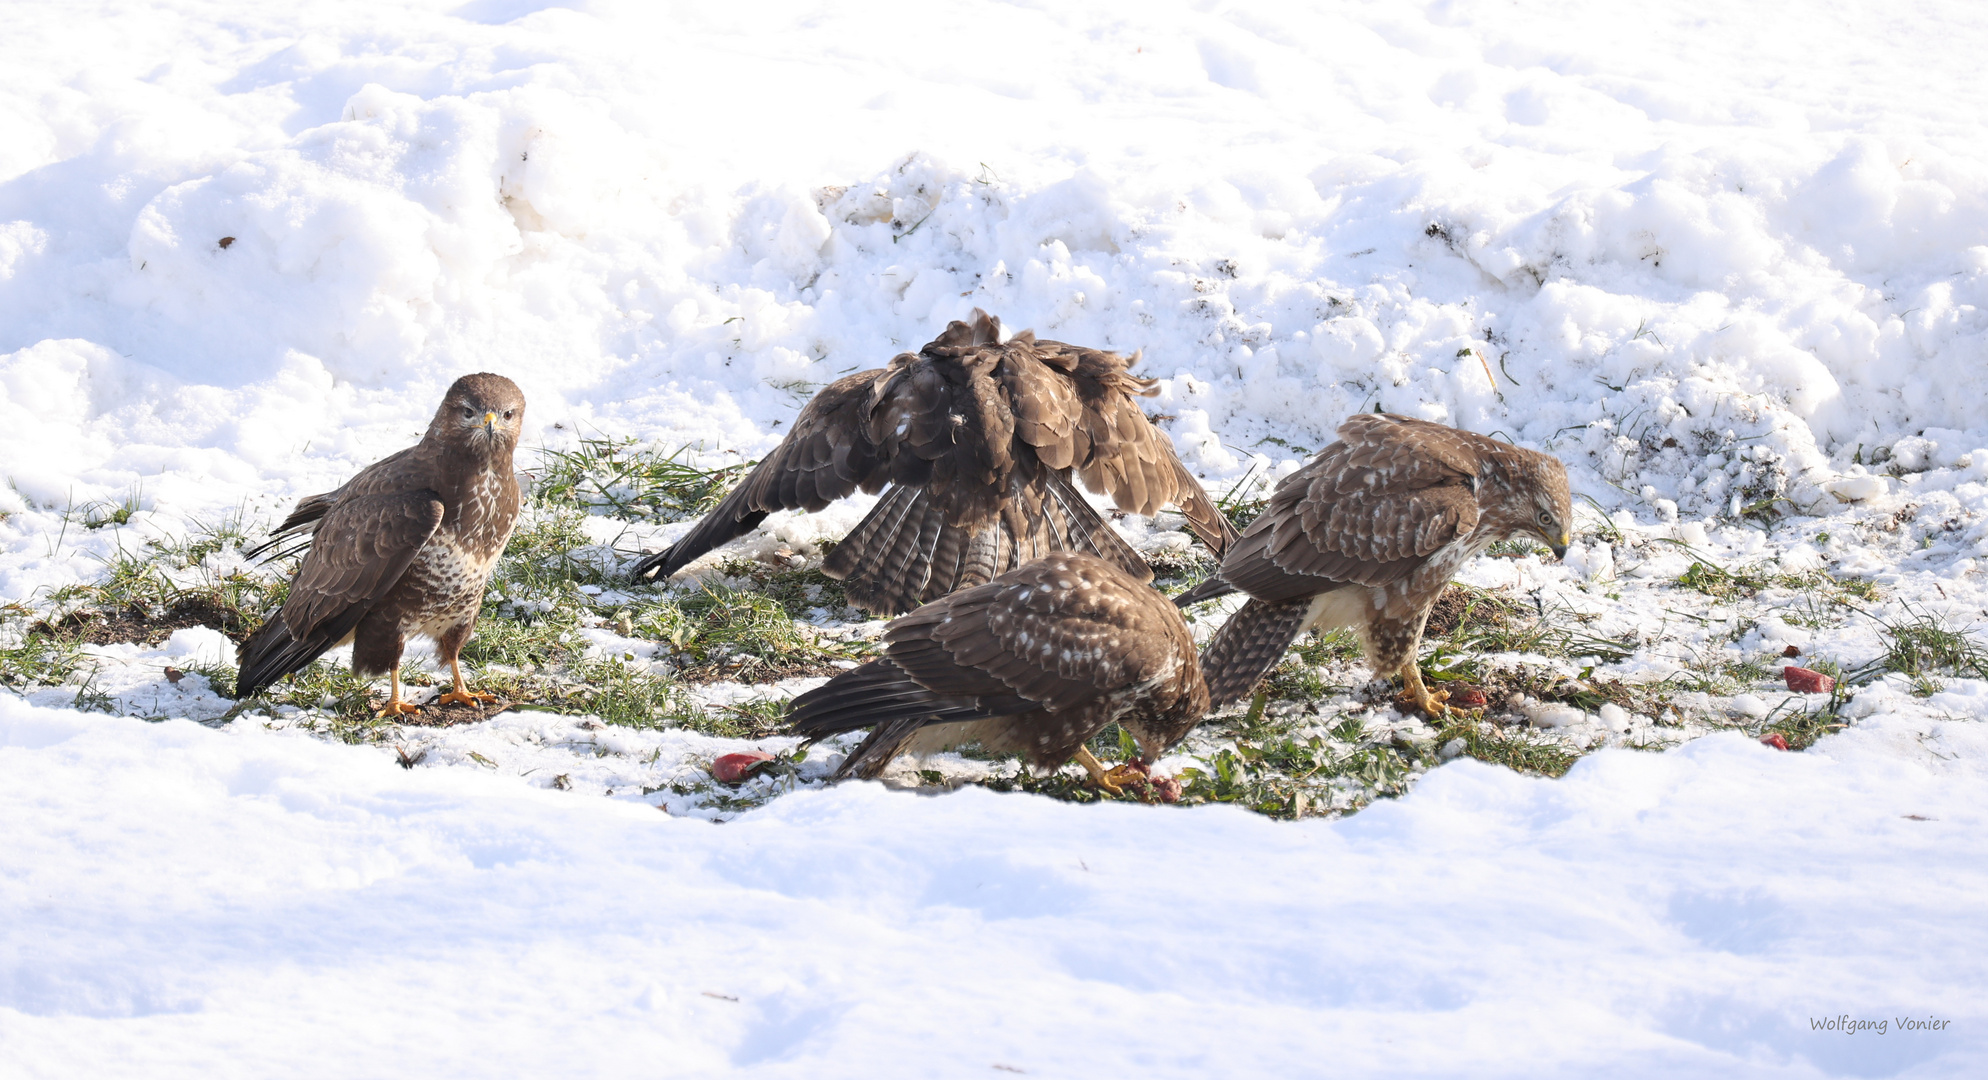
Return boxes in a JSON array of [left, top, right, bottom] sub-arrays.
[[630, 369, 888, 583], [1181, 414, 1483, 607], [633, 312, 1231, 616], [236, 490, 445, 698], [788, 552, 1206, 777]]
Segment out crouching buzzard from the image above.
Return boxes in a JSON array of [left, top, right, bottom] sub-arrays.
[[788, 552, 1208, 792], [1181, 413, 1572, 718], [631, 310, 1238, 616], [236, 373, 525, 714]]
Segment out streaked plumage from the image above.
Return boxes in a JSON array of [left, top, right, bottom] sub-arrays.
[[1183, 413, 1572, 717], [788, 552, 1209, 790], [631, 310, 1238, 616], [236, 373, 525, 714]]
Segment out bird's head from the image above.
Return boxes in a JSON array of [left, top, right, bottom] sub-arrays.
[[1523, 455, 1574, 559], [430, 373, 525, 455]]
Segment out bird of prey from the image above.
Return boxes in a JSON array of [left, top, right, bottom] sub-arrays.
[[788, 552, 1209, 793], [630, 310, 1239, 616], [236, 373, 526, 715], [1180, 413, 1572, 718]]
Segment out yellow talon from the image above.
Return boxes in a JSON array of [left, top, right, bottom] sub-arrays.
[[437, 690, 499, 707], [1074, 746, 1129, 796], [1397, 664, 1454, 721], [375, 699, 422, 718]]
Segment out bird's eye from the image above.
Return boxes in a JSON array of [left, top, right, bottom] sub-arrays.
[[503, 410, 513, 419], [461, 407, 474, 419], [1536, 510, 1552, 525]]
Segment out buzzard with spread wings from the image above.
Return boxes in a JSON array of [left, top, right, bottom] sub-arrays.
[[631, 311, 1237, 616], [1181, 413, 1572, 718], [788, 552, 1208, 793], [236, 373, 525, 715]]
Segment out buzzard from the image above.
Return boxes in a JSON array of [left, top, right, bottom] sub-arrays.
[[631, 310, 1238, 616], [788, 552, 1209, 793], [236, 373, 526, 714], [1181, 413, 1572, 718]]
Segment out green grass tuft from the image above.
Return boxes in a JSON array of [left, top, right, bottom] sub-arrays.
[[532, 437, 750, 522]]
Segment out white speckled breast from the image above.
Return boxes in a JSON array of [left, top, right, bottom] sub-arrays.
[[399, 476, 516, 642]]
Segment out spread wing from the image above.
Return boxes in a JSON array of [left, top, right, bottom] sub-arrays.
[[631, 370, 889, 581], [865, 310, 1011, 529], [236, 490, 444, 698], [1022, 336, 1239, 558], [636, 312, 1236, 607], [1217, 414, 1483, 602]]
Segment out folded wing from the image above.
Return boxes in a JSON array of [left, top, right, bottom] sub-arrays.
[[236, 490, 444, 697]]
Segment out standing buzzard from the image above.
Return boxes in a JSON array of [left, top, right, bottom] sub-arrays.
[[1181, 413, 1571, 718], [788, 552, 1209, 793], [631, 310, 1238, 616], [236, 373, 526, 714]]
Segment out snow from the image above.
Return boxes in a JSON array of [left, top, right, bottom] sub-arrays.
[[5, 691, 1986, 1078], [5, 0, 1988, 1075]]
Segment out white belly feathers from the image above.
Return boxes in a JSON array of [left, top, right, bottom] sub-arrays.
[[402, 532, 501, 640]]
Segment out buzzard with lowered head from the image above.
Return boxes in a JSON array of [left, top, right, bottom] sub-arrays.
[[236, 373, 525, 714], [631, 310, 1238, 616], [788, 552, 1208, 793], [1182, 413, 1572, 718]]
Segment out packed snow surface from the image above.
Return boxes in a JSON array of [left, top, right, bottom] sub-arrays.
[[4, 692, 1985, 1078], [4, 1, 1988, 1076]]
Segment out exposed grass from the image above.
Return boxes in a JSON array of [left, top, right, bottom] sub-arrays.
[[34, 526, 284, 647], [1662, 655, 1776, 698], [1422, 583, 1635, 664], [1432, 716, 1581, 777], [1261, 628, 1361, 700], [616, 581, 868, 682], [71, 488, 144, 530], [1669, 550, 1879, 608], [532, 437, 750, 522], [0, 631, 89, 692], [517, 656, 783, 739], [1763, 703, 1850, 752], [1486, 538, 1549, 558], [1142, 543, 1219, 598], [490, 505, 618, 596], [9, 422, 1938, 825], [1215, 463, 1269, 532], [1848, 604, 1988, 693], [710, 558, 854, 620]]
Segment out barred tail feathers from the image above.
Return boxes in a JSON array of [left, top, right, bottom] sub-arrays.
[[1198, 596, 1318, 707]]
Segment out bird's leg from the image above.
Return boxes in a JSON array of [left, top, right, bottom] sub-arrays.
[[1074, 746, 1150, 797], [436, 653, 498, 708], [1074, 746, 1128, 796], [435, 627, 498, 708], [375, 662, 421, 717], [1396, 660, 1452, 721]]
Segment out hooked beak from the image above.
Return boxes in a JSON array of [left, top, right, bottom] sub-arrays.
[[483, 411, 498, 436], [1550, 532, 1570, 560]]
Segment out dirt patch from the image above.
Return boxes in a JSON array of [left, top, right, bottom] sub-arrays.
[[1422, 584, 1522, 640], [392, 696, 516, 727], [34, 595, 253, 647]]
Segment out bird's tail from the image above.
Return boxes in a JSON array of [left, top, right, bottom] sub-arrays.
[[788, 658, 989, 778], [1198, 595, 1318, 708], [823, 486, 952, 616], [825, 476, 1152, 617], [234, 605, 369, 700], [831, 717, 932, 780]]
